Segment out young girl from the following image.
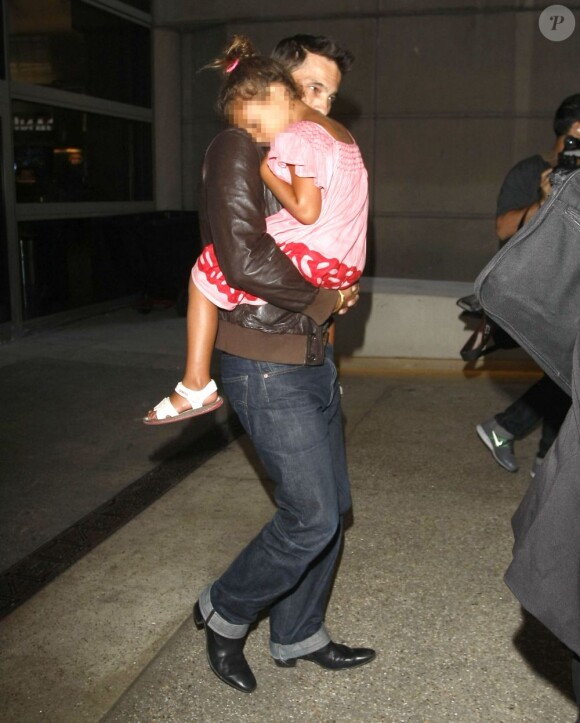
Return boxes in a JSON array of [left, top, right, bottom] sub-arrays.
[[144, 36, 368, 424]]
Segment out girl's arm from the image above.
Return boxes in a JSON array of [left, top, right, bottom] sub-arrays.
[[204, 128, 338, 323], [261, 156, 321, 225]]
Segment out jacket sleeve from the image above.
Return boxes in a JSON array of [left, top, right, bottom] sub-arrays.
[[202, 128, 336, 325]]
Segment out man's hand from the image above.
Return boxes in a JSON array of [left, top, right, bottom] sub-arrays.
[[335, 283, 360, 315]]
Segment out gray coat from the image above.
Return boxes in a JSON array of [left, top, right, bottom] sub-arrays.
[[476, 168, 580, 655], [504, 323, 580, 657]]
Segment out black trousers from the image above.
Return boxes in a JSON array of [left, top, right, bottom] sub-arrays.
[[496, 374, 571, 457]]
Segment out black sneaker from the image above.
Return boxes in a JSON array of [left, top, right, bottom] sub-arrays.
[[476, 418, 518, 472], [457, 293, 483, 314]]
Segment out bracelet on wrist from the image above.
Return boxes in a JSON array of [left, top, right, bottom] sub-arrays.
[[333, 289, 345, 314]]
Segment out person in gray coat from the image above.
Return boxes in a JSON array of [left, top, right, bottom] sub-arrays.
[[505, 320, 580, 718]]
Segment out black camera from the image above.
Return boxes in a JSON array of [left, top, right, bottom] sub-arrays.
[[556, 135, 580, 173]]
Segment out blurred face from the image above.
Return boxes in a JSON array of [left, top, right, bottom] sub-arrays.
[[230, 84, 293, 144], [291, 51, 342, 116]]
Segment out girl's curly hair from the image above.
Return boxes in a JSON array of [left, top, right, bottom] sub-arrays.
[[205, 35, 302, 118]]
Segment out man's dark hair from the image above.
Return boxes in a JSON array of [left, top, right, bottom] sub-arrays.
[[553, 93, 580, 136], [272, 34, 354, 76]]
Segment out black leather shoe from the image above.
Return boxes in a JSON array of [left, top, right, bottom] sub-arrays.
[[274, 641, 376, 669], [193, 601, 257, 693]]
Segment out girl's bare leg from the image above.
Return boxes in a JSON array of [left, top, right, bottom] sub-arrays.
[[147, 278, 218, 419]]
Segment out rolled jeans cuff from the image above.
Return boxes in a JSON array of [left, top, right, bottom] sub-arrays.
[[199, 583, 249, 639], [269, 624, 331, 661]]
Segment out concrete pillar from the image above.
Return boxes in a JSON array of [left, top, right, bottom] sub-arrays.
[[153, 29, 182, 210]]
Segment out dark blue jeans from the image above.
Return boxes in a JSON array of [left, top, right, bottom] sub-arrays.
[[199, 347, 352, 660]]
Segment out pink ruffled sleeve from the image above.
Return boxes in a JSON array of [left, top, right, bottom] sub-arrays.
[[267, 124, 327, 189]]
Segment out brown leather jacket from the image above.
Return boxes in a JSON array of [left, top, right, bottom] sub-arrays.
[[199, 127, 338, 365]]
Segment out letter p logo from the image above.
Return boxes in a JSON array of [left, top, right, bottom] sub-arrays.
[[539, 5, 576, 40]]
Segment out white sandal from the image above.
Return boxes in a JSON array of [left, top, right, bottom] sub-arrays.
[[143, 380, 223, 425]]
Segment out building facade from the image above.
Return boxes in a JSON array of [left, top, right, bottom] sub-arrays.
[[1, 1, 579, 341], [0, 0, 196, 340]]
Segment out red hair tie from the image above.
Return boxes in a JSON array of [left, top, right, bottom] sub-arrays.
[[226, 59, 240, 73]]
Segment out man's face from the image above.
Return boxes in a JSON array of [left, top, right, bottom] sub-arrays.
[[291, 51, 342, 116]]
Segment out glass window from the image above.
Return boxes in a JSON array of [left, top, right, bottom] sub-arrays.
[[7, 0, 151, 107], [18, 213, 200, 319], [13, 100, 153, 203], [0, 121, 11, 323], [0, 3, 6, 80], [19, 216, 143, 318], [118, 0, 151, 11]]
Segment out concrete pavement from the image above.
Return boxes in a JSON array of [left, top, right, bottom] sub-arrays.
[[0, 307, 576, 722]]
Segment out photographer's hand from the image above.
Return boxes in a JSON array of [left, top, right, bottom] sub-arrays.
[[498, 167, 554, 242], [539, 167, 553, 202], [520, 168, 553, 227]]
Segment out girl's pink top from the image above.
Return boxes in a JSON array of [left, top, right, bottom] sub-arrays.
[[192, 120, 368, 309]]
